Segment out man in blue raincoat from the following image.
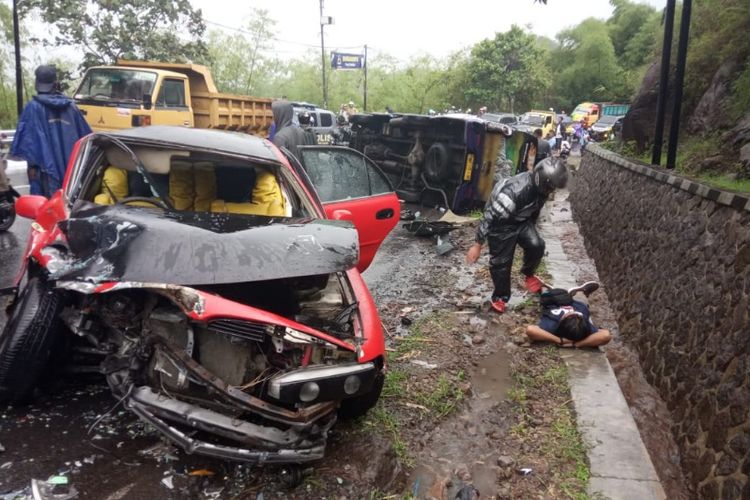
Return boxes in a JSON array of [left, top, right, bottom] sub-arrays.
[[11, 65, 92, 197]]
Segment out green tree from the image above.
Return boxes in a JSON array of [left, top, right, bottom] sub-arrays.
[[208, 9, 277, 96], [551, 18, 627, 108], [0, 3, 15, 127], [23, 0, 208, 67], [607, 0, 660, 70], [463, 25, 550, 113]]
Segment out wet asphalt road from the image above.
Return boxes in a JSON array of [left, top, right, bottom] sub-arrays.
[[1, 162, 30, 289]]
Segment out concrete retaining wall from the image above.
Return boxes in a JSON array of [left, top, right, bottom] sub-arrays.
[[569, 145, 750, 499]]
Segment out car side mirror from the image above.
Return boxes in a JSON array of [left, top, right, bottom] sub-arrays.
[[143, 93, 153, 110], [16, 195, 47, 220], [331, 209, 352, 221]]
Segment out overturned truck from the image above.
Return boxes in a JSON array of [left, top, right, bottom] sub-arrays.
[[349, 113, 537, 213]]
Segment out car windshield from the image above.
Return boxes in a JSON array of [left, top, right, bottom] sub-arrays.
[[596, 115, 619, 125], [519, 113, 544, 126], [75, 69, 157, 103], [485, 113, 515, 124], [72, 138, 314, 220]]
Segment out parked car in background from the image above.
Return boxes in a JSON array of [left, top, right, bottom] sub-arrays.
[[483, 112, 517, 126], [589, 114, 624, 141], [0, 126, 399, 465]]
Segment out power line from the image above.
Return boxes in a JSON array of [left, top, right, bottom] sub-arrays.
[[205, 19, 321, 48], [205, 19, 375, 53]]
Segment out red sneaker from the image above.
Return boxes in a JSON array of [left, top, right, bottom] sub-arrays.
[[490, 297, 506, 313], [525, 275, 544, 294]]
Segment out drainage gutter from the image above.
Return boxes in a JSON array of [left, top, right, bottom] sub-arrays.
[[538, 189, 666, 500]]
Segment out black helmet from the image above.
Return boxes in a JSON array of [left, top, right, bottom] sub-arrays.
[[533, 157, 568, 193], [298, 110, 312, 125]]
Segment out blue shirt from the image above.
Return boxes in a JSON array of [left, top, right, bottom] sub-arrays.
[[538, 300, 598, 335]]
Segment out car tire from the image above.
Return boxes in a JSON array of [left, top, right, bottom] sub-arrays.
[[0, 276, 62, 402], [424, 143, 450, 184], [338, 371, 384, 419]]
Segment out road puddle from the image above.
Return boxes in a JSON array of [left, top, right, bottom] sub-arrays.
[[408, 349, 511, 498]]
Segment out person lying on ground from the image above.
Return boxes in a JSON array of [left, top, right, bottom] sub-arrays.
[[525, 281, 612, 348]]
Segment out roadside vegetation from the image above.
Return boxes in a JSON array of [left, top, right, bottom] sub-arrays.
[[599, 139, 750, 193]]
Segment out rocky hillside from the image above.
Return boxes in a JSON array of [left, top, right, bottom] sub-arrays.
[[621, 0, 750, 178]]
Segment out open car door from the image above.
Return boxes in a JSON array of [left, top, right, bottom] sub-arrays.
[[297, 146, 399, 273]]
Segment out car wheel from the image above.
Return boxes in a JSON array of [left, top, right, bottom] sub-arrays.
[[338, 371, 384, 419], [424, 143, 450, 184], [0, 276, 62, 402]]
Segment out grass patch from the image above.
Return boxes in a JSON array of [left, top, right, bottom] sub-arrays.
[[382, 369, 408, 398], [373, 311, 466, 467], [414, 374, 464, 418], [694, 173, 750, 193], [509, 348, 590, 499], [365, 404, 413, 468], [553, 410, 590, 500]]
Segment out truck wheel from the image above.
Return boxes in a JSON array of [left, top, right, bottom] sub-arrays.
[[338, 371, 384, 419], [424, 143, 450, 183], [0, 277, 62, 402]]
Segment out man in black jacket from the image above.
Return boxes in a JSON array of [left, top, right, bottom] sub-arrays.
[[465, 158, 568, 313], [272, 100, 307, 159]]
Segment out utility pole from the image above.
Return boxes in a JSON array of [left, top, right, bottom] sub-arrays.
[[651, 0, 676, 166], [13, 0, 23, 117], [666, 0, 692, 169], [319, 0, 332, 110], [363, 44, 368, 112]]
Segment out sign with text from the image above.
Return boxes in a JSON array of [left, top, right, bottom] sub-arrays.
[[331, 52, 364, 70]]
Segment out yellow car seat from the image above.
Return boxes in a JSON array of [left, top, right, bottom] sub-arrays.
[[210, 170, 286, 216]]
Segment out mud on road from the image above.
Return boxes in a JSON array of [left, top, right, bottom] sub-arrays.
[[0, 212, 588, 499]]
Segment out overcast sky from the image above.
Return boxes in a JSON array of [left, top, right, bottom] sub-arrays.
[[6, 0, 666, 68], [195, 0, 667, 60]]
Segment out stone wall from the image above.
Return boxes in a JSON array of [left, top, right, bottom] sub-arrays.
[[569, 145, 750, 499]]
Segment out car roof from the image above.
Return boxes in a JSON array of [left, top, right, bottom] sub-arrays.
[[107, 126, 278, 161]]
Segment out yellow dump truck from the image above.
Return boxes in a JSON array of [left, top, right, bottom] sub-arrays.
[[73, 60, 273, 137]]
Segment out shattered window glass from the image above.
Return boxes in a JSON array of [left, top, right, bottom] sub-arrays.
[[299, 150, 371, 202]]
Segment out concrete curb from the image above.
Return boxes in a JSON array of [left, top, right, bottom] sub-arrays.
[[538, 190, 666, 500]]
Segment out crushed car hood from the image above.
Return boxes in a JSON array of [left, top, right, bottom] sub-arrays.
[[53, 202, 359, 284]]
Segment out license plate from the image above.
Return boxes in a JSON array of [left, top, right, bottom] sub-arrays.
[[463, 153, 475, 181]]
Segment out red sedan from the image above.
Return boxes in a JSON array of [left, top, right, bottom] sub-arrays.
[[0, 126, 398, 463]]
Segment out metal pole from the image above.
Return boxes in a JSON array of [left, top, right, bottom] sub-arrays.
[[12, 0, 23, 117], [319, 0, 327, 109], [666, 0, 692, 169], [363, 44, 367, 112], [651, 0, 676, 166]]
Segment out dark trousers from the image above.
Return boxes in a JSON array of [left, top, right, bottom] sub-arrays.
[[487, 221, 545, 301]]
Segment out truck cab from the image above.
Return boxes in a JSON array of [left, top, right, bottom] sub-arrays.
[[74, 67, 193, 131], [73, 60, 273, 137], [567, 102, 601, 133], [515, 110, 556, 137]]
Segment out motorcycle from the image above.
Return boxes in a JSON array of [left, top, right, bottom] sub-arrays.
[[0, 153, 20, 231]]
